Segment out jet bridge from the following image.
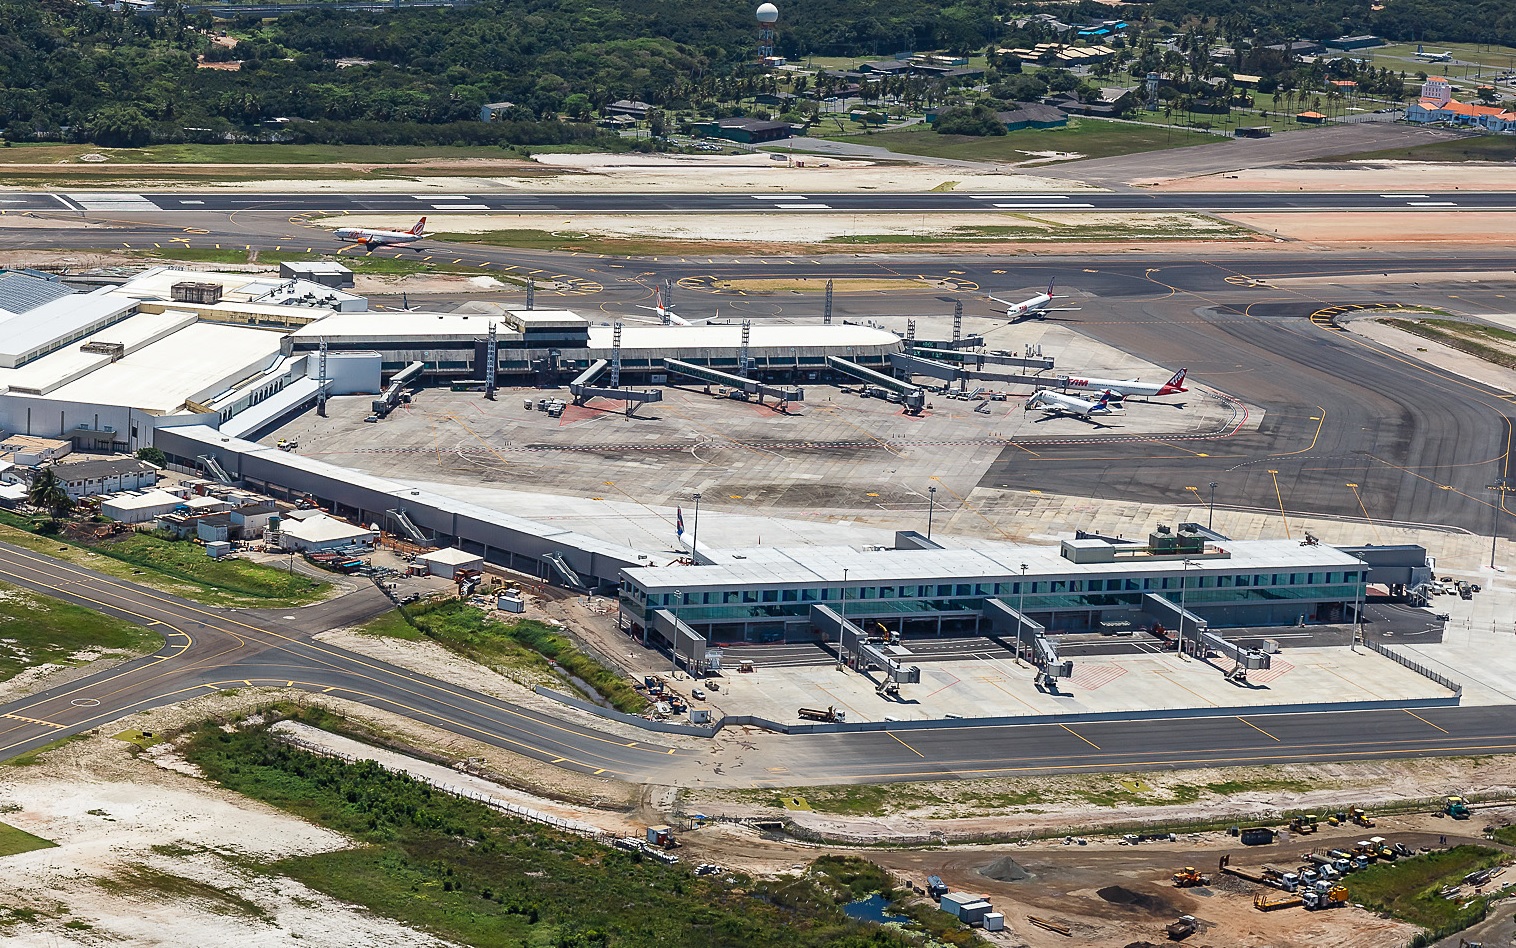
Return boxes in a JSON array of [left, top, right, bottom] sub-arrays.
[[662, 358, 803, 406], [891, 351, 1050, 387], [1198, 629, 1272, 683], [568, 359, 663, 414], [1142, 594, 1270, 681], [984, 599, 1073, 690], [810, 605, 921, 684], [912, 347, 1056, 373], [651, 608, 708, 670], [825, 356, 925, 414]]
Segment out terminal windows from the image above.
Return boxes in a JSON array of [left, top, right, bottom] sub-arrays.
[[781, 589, 798, 602]]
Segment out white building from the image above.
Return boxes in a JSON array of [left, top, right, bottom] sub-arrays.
[[278, 513, 376, 553], [100, 488, 186, 524], [416, 546, 485, 579]]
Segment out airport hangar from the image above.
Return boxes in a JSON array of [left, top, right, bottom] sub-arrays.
[[0, 266, 1402, 659]]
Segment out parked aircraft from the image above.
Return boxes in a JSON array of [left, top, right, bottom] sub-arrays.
[[1416, 45, 1453, 62], [636, 286, 690, 326], [1026, 388, 1121, 420], [1060, 368, 1188, 399], [333, 217, 427, 247]]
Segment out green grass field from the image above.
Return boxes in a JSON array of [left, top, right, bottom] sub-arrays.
[[1369, 41, 1516, 78], [0, 512, 327, 608], [1348, 845, 1506, 936], [361, 601, 645, 713], [1325, 135, 1516, 163], [0, 822, 56, 858], [832, 118, 1215, 162], [181, 712, 953, 948], [0, 143, 525, 166], [0, 582, 161, 682]]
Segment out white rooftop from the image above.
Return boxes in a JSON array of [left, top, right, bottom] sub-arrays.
[[417, 546, 484, 565], [0, 288, 137, 369], [628, 538, 1363, 591], [587, 323, 901, 352], [281, 514, 374, 544], [101, 488, 184, 511], [289, 311, 525, 343]]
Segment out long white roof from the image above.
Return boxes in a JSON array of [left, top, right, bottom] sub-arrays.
[[587, 323, 900, 352]]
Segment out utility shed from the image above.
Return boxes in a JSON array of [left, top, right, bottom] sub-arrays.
[[416, 546, 484, 579], [939, 893, 992, 923], [100, 488, 185, 524], [277, 513, 375, 553]]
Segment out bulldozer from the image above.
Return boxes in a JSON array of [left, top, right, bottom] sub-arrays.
[[1349, 806, 1375, 828], [1289, 815, 1319, 834], [1172, 867, 1210, 887], [1446, 796, 1472, 820]]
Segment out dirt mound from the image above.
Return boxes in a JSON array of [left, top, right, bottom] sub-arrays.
[[1096, 885, 1176, 915], [979, 855, 1030, 882]]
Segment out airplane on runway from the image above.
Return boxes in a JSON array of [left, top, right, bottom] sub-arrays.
[[635, 286, 690, 326], [987, 279, 1080, 320], [1060, 368, 1188, 399], [332, 217, 427, 247], [1416, 45, 1453, 62], [1026, 388, 1121, 420]]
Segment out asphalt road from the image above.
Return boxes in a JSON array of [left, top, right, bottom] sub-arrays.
[[6, 189, 1516, 215]]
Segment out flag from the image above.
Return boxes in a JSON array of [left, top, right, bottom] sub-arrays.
[[676, 507, 685, 537]]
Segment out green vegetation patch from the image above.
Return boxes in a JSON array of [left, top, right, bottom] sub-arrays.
[[0, 512, 326, 608], [98, 865, 268, 919], [831, 119, 1214, 162], [181, 713, 934, 948], [111, 728, 165, 750], [0, 822, 56, 858], [1320, 136, 1516, 164], [1386, 318, 1516, 370], [1349, 845, 1505, 937], [362, 600, 645, 714], [0, 582, 161, 682], [94, 532, 327, 607]]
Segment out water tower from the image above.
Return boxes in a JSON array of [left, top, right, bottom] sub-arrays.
[[756, 2, 779, 62]]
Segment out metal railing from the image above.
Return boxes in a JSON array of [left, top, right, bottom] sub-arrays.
[[1364, 638, 1463, 696]]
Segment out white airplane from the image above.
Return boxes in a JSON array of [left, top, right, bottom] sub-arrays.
[[987, 279, 1080, 320], [1026, 388, 1122, 420], [635, 286, 690, 326], [1416, 45, 1452, 62], [1059, 368, 1188, 399], [333, 217, 427, 247]]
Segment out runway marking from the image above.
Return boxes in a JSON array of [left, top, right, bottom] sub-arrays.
[[1404, 709, 1448, 733], [1235, 716, 1280, 742], [1058, 723, 1100, 749], [887, 731, 925, 758], [1, 714, 60, 729]]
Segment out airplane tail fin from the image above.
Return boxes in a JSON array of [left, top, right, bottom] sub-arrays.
[[410, 217, 427, 236], [1417, 44, 1423, 54], [1047, 278, 1056, 297], [1158, 368, 1188, 394], [1094, 390, 1113, 409]]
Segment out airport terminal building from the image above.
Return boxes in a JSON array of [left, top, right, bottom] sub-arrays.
[[618, 529, 1372, 643]]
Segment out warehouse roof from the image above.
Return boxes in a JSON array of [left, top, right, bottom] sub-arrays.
[[418, 547, 484, 566], [281, 514, 374, 544], [0, 271, 75, 315]]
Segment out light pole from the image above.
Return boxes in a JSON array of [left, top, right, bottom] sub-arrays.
[[1208, 481, 1218, 530], [691, 491, 702, 562], [1017, 563, 1028, 666], [927, 486, 937, 539], [1178, 559, 1195, 658], [1488, 478, 1513, 570]]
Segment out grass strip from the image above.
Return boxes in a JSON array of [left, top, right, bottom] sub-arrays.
[[0, 580, 161, 682], [0, 822, 56, 858], [1349, 845, 1505, 941], [181, 711, 942, 947], [1386, 317, 1516, 370], [365, 599, 646, 714]]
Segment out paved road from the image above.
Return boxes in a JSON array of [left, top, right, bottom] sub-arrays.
[[0, 542, 695, 780], [5, 189, 1516, 215]]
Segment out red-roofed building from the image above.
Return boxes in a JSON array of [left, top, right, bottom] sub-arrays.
[[1406, 77, 1516, 131]]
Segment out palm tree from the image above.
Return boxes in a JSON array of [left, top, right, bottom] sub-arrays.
[[27, 468, 72, 525]]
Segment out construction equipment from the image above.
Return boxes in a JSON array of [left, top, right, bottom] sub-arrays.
[[1254, 892, 1303, 911], [1446, 795, 1472, 820], [1302, 883, 1350, 910], [1289, 815, 1319, 834], [926, 875, 949, 899], [1172, 867, 1210, 887], [1369, 836, 1396, 860], [797, 706, 846, 723], [1349, 806, 1376, 828], [1165, 915, 1198, 939]]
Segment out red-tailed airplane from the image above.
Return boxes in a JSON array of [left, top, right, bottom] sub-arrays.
[[1060, 368, 1188, 399], [333, 217, 427, 247], [987, 278, 1080, 319]]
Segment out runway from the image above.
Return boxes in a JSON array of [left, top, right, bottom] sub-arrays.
[[5, 189, 1516, 215]]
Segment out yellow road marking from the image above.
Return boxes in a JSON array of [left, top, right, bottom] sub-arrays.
[[1058, 724, 1100, 749], [887, 731, 925, 758], [1404, 709, 1448, 733], [1236, 716, 1280, 742]]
